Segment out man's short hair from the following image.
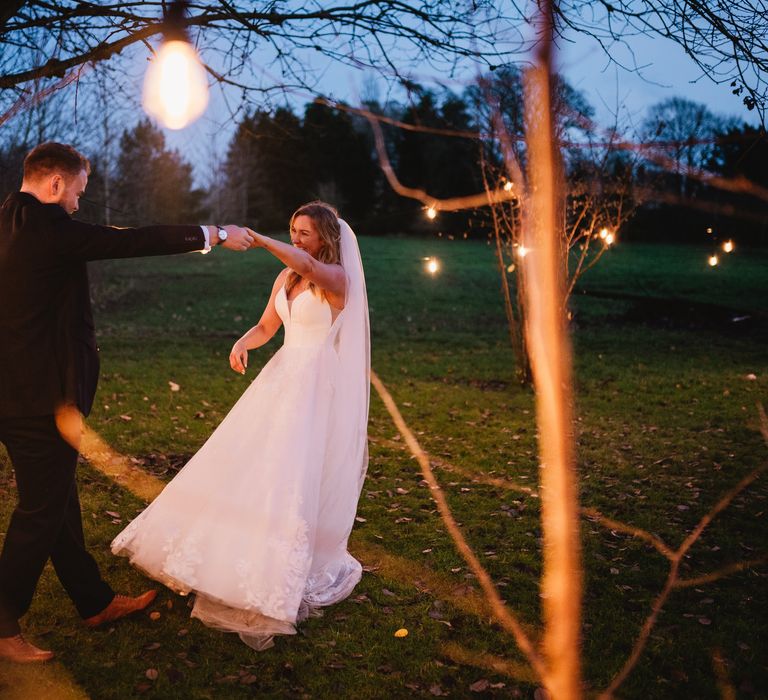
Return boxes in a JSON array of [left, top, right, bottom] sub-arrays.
[[23, 142, 91, 181]]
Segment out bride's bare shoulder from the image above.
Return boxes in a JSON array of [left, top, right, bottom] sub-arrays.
[[272, 268, 290, 290]]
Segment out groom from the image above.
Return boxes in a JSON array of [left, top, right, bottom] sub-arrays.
[[0, 142, 253, 662]]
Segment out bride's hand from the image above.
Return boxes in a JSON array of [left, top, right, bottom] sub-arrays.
[[229, 339, 248, 375], [246, 228, 263, 249]]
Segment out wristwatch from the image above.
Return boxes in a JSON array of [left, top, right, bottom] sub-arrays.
[[217, 227, 228, 245]]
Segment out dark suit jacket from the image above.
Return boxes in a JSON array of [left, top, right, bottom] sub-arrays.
[[0, 192, 206, 418]]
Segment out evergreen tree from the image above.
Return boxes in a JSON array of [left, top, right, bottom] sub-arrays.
[[220, 113, 263, 225], [0, 141, 27, 203], [112, 120, 204, 226], [707, 124, 768, 243], [395, 88, 481, 232], [302, 101, 377, 226], [221, 108, 310, 231]]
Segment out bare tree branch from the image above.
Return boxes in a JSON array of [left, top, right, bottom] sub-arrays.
[[600, 461, 767, 698], [673, 554, 768, 589], [369, 370, 549, 683]]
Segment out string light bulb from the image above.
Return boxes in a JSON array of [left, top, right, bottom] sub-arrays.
[[604, 232, 615, 246], [424, 257, 440, 275], [142, 2, 209, 130], [708, 254, 719, 267], [598, 228, 609, 239], [722, 240, 734, 253], [517, 245, 529, 258], [426, 206, 437, 220], [503, 180, 514, 192]]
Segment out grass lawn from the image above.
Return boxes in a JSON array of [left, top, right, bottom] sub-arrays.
[[1, 236, 766, 699]]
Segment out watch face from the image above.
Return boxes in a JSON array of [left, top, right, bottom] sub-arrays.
[[218, 228, 228, 241]]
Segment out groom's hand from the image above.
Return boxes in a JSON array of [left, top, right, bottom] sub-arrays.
[[218, 225, 253, 251]]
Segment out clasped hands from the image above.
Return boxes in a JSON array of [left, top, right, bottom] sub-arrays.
[[207, 225, 265, 252]]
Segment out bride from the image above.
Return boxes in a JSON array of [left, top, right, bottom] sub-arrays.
[[112, 201, 370, 650]]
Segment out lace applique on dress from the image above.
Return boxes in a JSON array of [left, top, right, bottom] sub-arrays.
[[162, 532, 203, 588], [235, 517, 310, 619]]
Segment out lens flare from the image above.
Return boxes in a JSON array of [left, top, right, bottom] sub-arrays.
[[424, 257, 440, 275]]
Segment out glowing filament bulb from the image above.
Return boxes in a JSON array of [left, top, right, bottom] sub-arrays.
[[143, 40, 209, 130], [708, 254, 719, 267], [503, 181, 514, 192], [426, 206, 437, 220], [424, 257, 440, 275], [517, 245, 529, 258], [599, 227, 609, 239], [605, 232, 615, 246], [723, 240, 734, 253]]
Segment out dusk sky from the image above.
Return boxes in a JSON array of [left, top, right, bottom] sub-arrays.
[[159, 19, 761, 188]]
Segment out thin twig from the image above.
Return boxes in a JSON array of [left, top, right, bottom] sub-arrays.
[[601, 462, 766, 698], [673, 554, 768, 588], [711, 648, 737, 700], [581, 507, 675, 559], [599, 559, 681, 699], [364, 114, 516, 212], [441, 641, 538, 683], [370, 370, 548, 682], [367, 435, 539, 495]]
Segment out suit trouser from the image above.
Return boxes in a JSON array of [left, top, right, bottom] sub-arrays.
[[0, 415, 114, 636]]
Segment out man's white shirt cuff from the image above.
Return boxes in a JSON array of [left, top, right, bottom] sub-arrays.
[[200, 225, 212, 254]]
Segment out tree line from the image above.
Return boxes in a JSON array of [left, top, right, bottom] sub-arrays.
[[1, 70, 765, 243]]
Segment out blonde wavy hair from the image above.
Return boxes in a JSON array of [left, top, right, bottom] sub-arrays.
[[285, 201, 342, 298]]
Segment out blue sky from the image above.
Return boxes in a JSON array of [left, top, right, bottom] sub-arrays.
[[558, 28, 760, 129], [158, 19, 761, 187]]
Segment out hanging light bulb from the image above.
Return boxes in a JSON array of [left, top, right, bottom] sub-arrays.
[[426, 206, 437, 220], [708, 254, 719, 267], [142, 2, 209, 130], [722, 240, 734, 253]]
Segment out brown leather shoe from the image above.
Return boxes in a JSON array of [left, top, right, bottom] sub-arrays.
[[0, 634, 54, 663], [83, 590, 157, 628]]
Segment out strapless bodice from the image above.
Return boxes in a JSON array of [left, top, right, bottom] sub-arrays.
[[275, 286, 333, 348]]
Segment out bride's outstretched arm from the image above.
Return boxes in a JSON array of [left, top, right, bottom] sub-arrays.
[[246, 229, 346, 298], [229, 271, 287, 374]]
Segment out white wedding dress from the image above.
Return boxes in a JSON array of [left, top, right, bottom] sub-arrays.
[[112, 220, 370, 650]]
